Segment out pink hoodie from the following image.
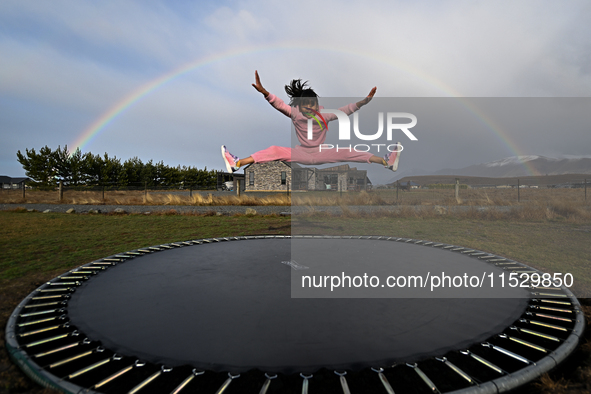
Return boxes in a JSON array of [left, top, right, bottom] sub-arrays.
[[265, 93, 359, 148]]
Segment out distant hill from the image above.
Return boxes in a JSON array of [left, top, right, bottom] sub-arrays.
[[433, 156, 591, 178]]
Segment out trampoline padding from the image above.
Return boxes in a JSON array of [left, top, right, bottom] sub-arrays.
[[67, 238, 528, 374]]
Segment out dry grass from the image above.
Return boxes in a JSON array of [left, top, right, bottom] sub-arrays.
[[0, 189, 292, 206], [1, 188, 590, 222]]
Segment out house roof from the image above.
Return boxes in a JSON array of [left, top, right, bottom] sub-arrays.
[[0, 176, 30, 183]]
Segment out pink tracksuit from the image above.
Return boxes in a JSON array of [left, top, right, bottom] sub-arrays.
[[250, 93, 374, 165]]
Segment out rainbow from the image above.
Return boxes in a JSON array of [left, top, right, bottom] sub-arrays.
[[69, 44, 540, 176]]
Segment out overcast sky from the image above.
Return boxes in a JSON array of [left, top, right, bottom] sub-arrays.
[[2, 0, 590, 185]]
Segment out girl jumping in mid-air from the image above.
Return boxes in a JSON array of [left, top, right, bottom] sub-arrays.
[[221, 71, 401, 173]]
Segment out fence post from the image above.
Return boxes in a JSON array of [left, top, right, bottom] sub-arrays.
[[22, 183, 26, 201], [59, 181, 63, 202], [585, 179, 587, 201], [102, 186, 105, 201], [144, 181, 147, 200], [455, 178, 459, 201], [396, 181, 399, 201], [237, 179, 241, 197], [517, 179, 520, 202]]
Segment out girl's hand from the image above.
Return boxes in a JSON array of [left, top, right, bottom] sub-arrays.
[[252, 70, 269, 97], [357, 87, 377, 108]]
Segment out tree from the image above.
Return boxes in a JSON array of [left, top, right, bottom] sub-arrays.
[[16, 146, 57, 189]]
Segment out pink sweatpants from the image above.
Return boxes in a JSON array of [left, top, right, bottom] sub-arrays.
[[251, 145, 374, 165]]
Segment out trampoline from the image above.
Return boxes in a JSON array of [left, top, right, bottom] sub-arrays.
[[6, 235, 585, 394]]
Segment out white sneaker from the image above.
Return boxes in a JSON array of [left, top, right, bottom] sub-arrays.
[[221, 145, 240, 173], [384, 143, 402, 171]]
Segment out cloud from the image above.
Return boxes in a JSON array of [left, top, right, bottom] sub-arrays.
[[2, 0, 591, 178]]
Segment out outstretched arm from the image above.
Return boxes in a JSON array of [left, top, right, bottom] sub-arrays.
[[252, 70, 270, 98], [356, 87, 377, 108]]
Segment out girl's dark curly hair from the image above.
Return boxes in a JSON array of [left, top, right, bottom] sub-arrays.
[[285, 79, 318, 106]]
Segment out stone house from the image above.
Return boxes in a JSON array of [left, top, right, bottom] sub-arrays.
[[243, 162, 371, 192]]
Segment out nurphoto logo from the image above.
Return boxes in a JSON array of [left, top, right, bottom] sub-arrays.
[[307, 109, 417, 153]]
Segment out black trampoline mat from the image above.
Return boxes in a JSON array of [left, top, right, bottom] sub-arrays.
[[67, 238, 529, 373]]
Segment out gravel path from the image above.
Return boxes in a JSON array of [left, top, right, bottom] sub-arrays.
[[1, 203, 518, 215], [0, 203, 291, 215]]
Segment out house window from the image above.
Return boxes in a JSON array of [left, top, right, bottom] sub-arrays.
[[249, 171, 254, 186], [281, 171, 286, 185]]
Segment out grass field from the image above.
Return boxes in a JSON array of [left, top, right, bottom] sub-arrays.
[[1, 209, 589, 393]]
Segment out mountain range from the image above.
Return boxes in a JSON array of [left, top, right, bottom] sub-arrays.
[[388, 156, 591, 183]]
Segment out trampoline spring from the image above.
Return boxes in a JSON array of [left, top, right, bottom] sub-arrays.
[[532, 306, 573, 314], [57, 276, 87, 280], [215, 372, 240, 394], [498, 334, 548, 352], [488, 259, 507, 262], [406, 363, 440, 393], [460, 350, 505, 375], [149, 247, 164, 251], [470, 252, 487, 256], [443, 245, 454, 249], [20, 308, 60, 317], [24, 301, 65, 308], [18, 316, 58, 327], [137, 249, 152, 253], [539, 299, 571, 306], [423, 242, 433, 245], [49, 281, 80, 286], [34, 341, 81, 358], [435, 357, 475, 385], [451, 247, 464, 251], [510, 326, 561, 342], [169, 369, 205, 394], [414, 240, 423, 244], [300, 373, 313, 394], [125, 252, 144, 255], [258, 373, 277, 394], [115, 254, 132, 258], [371, 368, 395, 394], [533, 292, 568, 298], [334, 371, 351, 394], [68, 357, 110, 379], [37, 288, 71, 292], [71, 271, 94, 274], [49, 350, 94, 368], [19, 324, 62, 337], [460, 250, 476, 253], [530, 312, 572, 322], [83, 266, 106, 270], [100, 259, 119, 263], [159, 245, 174, 249], [481, 342, 533, 364], [127, 366, 172, 394], [93, 364, 134, 389], [24, 333, 71, 348], [478, 256, 496, 259], [514, 270, 537, 274], [33, 294, 70, 300]]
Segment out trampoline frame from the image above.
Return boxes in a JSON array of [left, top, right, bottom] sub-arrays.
[[5, 235, 585, 394]]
